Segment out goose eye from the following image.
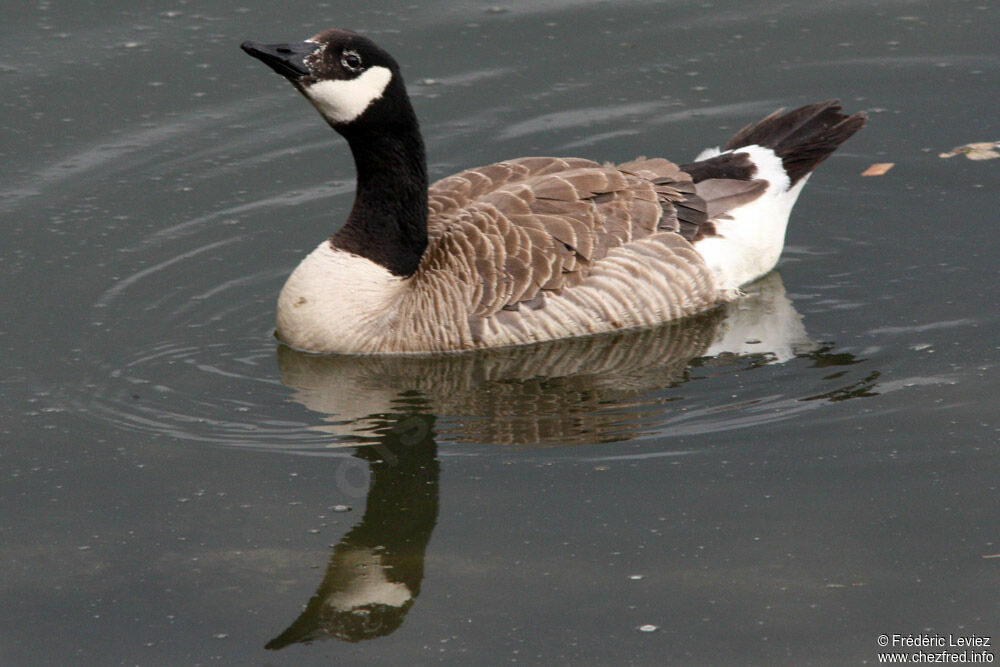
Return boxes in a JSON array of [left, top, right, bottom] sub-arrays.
[[341, 50, 363, 72]]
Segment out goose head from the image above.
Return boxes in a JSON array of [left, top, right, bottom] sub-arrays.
[[241, 29, 430, 282], [241, 29, 410, 130]]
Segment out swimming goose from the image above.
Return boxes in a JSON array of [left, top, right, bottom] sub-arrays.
[[241, 29, 865, 355]]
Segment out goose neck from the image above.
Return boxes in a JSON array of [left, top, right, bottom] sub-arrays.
[[332, 124, 429, 277]]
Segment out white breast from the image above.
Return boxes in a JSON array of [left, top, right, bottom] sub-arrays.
[[276, 242, 405, 353]]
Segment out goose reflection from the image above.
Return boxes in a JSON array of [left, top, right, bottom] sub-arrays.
[[267, 412, 438, 647], [266, 272, 882, 648], [277, 271, 820, 446]]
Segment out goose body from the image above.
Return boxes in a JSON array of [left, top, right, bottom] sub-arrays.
[[242, 29, 865, 355]]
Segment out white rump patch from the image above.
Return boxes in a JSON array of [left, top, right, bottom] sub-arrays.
[[304, 66, 393, 124], [693, 144, 805, 291]]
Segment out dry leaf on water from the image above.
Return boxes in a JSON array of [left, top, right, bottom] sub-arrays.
[[861, 163, 894, 176], [939, 141, 1000, 160]]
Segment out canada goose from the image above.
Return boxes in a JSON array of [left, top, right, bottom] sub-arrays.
[[241, 29, 865, 355]]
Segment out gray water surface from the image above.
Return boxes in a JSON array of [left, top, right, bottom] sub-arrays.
[[2, 1, 998, 664]]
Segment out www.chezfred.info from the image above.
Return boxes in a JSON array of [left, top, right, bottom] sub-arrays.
[[877, 633, 993, 663]]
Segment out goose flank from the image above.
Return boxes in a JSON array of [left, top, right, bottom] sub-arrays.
[[241, 29, 865, 355]]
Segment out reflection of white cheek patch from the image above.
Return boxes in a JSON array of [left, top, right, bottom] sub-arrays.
[[304, 66, 393, 123]]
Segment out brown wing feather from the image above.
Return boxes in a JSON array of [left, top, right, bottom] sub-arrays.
[[422, 156, 710, 329]]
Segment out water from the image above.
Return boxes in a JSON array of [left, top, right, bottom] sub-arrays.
[[2, 1, 998, 663]]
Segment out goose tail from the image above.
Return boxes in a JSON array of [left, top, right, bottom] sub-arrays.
[[682, 100, 866, 292]]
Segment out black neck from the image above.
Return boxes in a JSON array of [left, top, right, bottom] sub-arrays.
[[331, 119, 429, 277]]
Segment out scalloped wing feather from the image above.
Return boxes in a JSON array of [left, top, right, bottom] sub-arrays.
[[415, 157, 721, 348]]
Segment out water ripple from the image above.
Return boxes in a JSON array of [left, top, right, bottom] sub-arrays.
[[61, 258, 905, 455]]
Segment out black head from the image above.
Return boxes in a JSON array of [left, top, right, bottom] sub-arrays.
[[242, 29, 410, 129]]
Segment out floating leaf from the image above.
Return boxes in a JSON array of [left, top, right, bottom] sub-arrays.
[[861, 162, 894, 176], [939, 141, 1000, 160]]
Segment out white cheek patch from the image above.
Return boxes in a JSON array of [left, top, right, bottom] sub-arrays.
[[304, 66, 393, 124]]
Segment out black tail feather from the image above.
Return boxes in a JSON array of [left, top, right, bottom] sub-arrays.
[[722, 100, 866, 184]]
